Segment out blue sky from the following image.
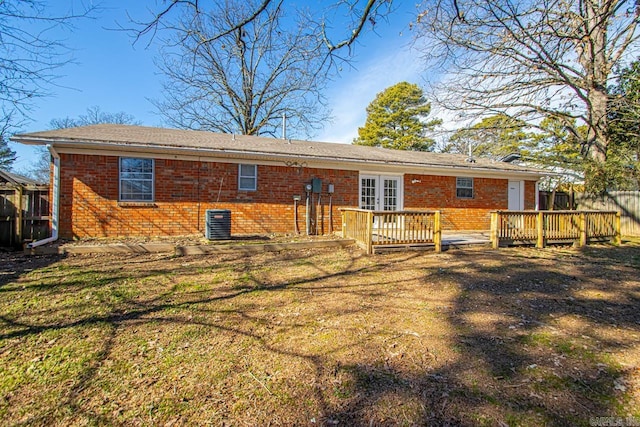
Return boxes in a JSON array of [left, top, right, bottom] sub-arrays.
[[9, 1, 426, 171]]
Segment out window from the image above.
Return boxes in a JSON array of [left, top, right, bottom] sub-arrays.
[[238, 164, 257, 191], [456, 177, 473, 199], [120, 158, 154, 201]]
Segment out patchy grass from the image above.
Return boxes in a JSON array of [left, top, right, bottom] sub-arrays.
[[0, 242, 639, 426]]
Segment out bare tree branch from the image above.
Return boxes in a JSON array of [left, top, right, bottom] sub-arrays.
[[129, 0, 398, 63], [152, 0, 331, 138], [0, 0, 95, 168], [419, 0, 640, 171]]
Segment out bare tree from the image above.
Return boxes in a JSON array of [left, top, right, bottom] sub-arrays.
[[132, 0, 397, 57], [150, 0, 335, 138], [0, 0, 94, 165], [49, 105, 140, 129], [129, 1, 403, 138], [416, 0, 639, 188]]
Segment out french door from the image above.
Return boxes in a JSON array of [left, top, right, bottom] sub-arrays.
[[360, 175, 402, 226]]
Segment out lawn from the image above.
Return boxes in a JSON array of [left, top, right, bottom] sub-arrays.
[[1, 241, 639, 426]]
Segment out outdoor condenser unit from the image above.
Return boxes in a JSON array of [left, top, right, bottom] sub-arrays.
[[205, 209, 231, 240]]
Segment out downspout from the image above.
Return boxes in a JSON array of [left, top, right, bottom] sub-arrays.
[[305, 189, 311, 235], [27, 145, 59, 248]]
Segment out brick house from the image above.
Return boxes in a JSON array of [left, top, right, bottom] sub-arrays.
[[12, 124, 544, 241]]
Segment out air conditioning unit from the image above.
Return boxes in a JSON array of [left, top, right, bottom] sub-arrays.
[[205, 209, 231, 240]]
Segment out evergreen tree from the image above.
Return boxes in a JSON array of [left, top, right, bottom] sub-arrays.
[[354, 82, 441, 151], [444, 114, 532, 160], [606, 59, 640, 190], [0, 137, 17, 169]]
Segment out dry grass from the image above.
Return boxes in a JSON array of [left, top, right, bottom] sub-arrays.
[[1, 240, 639, 426]]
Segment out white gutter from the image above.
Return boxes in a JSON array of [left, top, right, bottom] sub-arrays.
[[14, 137, 550, 179], [19, 139, 551, 180], [27, 145, 60, 248]]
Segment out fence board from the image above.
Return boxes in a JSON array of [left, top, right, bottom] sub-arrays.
[[576, 191, 640, 236], [0, 185, 50, 247]]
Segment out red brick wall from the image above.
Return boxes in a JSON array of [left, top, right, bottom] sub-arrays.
[[58, 153, 359, 239], [404, 174, 537, 230], [525, 180, 536, 210], [57, 153, 538, 238]]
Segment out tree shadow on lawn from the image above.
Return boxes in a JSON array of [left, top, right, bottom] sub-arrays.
[[0, 253, 66, 290], [1, 245, 639, 426], [1, 248, 394, 424], [320, 245, 640, 426]]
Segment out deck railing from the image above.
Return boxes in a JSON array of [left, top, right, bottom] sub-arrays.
[[490, 210, 621, 249], [341, 209, 441, 254]]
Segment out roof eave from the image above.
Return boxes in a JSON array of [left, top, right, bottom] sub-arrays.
[[11, 136, 549, 179]]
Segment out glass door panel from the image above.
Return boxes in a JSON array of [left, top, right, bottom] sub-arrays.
[[383, 178, 398, 211], [360, 175, 402, 228], [360, 176, 377, 210]]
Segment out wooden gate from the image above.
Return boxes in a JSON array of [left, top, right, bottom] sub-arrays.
[[0, 184, 50, 247]]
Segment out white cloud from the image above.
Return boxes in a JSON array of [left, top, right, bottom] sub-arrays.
[[318, 39, 424, 144]]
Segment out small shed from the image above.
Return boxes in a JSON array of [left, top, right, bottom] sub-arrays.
[[0, 170, 50, 247]]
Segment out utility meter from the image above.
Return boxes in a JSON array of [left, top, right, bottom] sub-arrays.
[[311, 178, 322, 193]]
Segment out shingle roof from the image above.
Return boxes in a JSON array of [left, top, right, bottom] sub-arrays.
[[12, 124, 545, 175], [0, 169, 45, 186]]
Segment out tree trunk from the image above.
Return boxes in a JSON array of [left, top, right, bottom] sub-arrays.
[[587, 88, 609, 163], [579, 0, 612, 164]]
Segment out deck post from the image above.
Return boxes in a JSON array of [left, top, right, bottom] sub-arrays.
[[366, 210, 373, 255], [536, 211, 544, 249], [434, 211, 442, 253], [15, 186, 24, 246], [579, 212, 587, 247], [614, 212, 622, 245], [341, 211, 346, 238], [490, 212, 499, 249]]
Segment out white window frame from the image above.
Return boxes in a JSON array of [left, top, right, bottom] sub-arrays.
[[238, 164, 257, 191], [456, 177, 474, 199], [119, 157, 154, 202]]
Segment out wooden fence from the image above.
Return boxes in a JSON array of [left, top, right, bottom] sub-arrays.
[[575, 191, 640, 236], [341, 209, 441, 254], [0, 185, 50, 248], [490, 210, 621, 249], [538, 191, 572, 210]]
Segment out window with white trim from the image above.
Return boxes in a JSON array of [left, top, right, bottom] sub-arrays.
[[456, 177, 474, 199], [238, 164, 257, 191], [119, 158, 154, 201]]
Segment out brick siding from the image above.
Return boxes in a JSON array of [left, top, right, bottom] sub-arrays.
[[525, 180, 536, 209], [404, 174, 511, 231], [57, 153, 537, 238], [59, 154, 358, 238]]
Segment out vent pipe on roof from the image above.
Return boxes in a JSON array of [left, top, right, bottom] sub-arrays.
[[466, 141, 476, 163], [282, 112, 286, 140]]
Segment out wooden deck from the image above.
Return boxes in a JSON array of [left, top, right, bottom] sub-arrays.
[[343, 209, 621, 254], [371, 231, 490, 253], [442, 231, 491, 247]]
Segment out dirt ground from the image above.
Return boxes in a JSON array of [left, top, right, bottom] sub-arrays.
[[0, 241, 639, 426]]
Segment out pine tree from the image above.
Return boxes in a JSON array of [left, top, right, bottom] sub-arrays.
[[354, 82, 441, 151], [0, 136, 17, 169]]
